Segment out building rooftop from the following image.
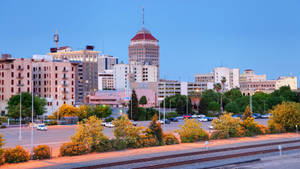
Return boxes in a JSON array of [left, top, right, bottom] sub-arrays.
[[131, 28, 158, 41]]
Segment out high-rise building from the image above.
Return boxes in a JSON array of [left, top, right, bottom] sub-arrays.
[[98, 70, 114, 91], [129, 22, 159, 79], [0, 54, 33, 115], [98, 54, 118, 73], [48, 46, 99, 97]]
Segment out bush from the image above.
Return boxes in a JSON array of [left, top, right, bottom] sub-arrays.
[[0, 134, 4, 148], [0, 149, 5, 165], [110, 139, 127, 150], [105, 117, 114, 122], [211, 112, 241, 139], [239, 117, 264, 137], [33, 145, 51, 160], [4, 145, 30, 163], [94, 137, 113, 152], [145, 114, 164, 145], [0, 126, 6, 129], [163, 133, 179, 145], [71, 116, 108, 152], [113, 115, 144, 148], [48, 121, 58, 125], [59, 142, 88, 156], [136, 135, 159, 148], [268, 102, 300, 132], [175, 119, 208, 143]]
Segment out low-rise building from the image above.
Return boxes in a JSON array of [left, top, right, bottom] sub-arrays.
[[240, 69, 266, 83], [240, 80, 276, 95], [276, 76, 297, 90], [98, 70, 114, 90]]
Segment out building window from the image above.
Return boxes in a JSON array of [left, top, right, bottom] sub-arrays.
[[11, 72, 14, 77], [55, 66, 58, 71], [11, 87, 14, 92], [11, 80, 14, 85]]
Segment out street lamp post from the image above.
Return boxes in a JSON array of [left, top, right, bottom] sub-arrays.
[[31, 76, 34, 158], [19, 91, 22, 141], [249, 88, 253, 112]]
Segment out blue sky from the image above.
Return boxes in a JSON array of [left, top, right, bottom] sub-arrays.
[[1, 0, 300, 82]]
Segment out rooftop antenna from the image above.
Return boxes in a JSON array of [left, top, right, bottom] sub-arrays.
[[54, 29, 59, 48], [142, 7, 145, 29]]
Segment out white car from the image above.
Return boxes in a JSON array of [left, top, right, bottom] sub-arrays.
[[209, 125, 214, 130], [101, 122, 107, 126], [158, 120, 165, 124], [36, 124, 47, 131], [198, 117, 208, 122], [197, 114, 206, 118], [191, 115, 198, 119], [105, 122, 115, 128]]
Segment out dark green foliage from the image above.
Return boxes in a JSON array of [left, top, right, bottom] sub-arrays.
[[6, 92, 46, 119], [127, 89, 139, 121], [105, 117, 114, 122], [139, 96, 148, 106], [110, 139, 127, 150], [198, 97, 208, 114]]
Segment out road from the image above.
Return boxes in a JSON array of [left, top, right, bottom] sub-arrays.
[[0, 119, 268, 149]]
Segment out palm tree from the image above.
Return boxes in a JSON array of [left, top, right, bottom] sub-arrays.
[[213, 83, 222, 111], [220, 77, 226, 113]]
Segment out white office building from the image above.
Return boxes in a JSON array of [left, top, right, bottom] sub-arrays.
[[98, 54, 118, 73]]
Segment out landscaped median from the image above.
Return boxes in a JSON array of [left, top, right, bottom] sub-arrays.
[[0, 101, 300, 167]]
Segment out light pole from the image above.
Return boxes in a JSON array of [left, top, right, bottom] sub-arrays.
[[31, 71, 34, 158], [186, 93, 188, 116], [19, 90, 22, 141], [163, 83, 166, 126], [249, 88, 253, 112]]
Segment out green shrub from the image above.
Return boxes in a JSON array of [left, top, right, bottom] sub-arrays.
[[0, 116, 7, 123], [211, 113, 241, 139], [163, 133, 179, 145], [111, 139, 127, 150], [59, 142, 88, 156], [146, 114, 163, 145], [105, 117, 114, 122], [0, 126, 6, 129], [94, 137, 113, 152], [175, 119, 208, 143], [113, 115, 144, 148], [48, 121, 58, 125], [71, 116, 108, 152], [239, 117, 265, 137], [33, 145, 51, 160], [136, 135, 159, 148], [4, 145, 30, 163], [0, 149, 5, 165], [268, 102, 300, 132]]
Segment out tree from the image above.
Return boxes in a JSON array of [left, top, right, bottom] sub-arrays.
[[220, 77, 227, 113], [77, 105, 92, 121], [208, 101, 220, 112], [55, 104, 78, 119], [224, 102, 240, 114], [271, 86, 297, 102], [6, 92, 46, 119], [89, 105, 112, 119], [268, 102, 300, 132], [139, 96, 148, 106], [198, 97, 208, 114], [242, 106, 252, 120], [71, 116, 108, 152], [147, 114, 163, 145], [127, 89, 139, 120], [175, 119, 208, 143]]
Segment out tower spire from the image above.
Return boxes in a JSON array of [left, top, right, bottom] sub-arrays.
[[142, 7, 144, 29]]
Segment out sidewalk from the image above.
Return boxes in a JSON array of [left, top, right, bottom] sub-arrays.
[[1, 133, 299, 169]]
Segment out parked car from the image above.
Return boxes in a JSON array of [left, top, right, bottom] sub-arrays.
[[252, 113, 261, 119], [198, 117, 208, 122], [169, 117, 179, 122], [130, 120, 138, 126], [233, 114, 242, 119], [101, 122, 107, 126], [158, 119, 171, 124], [197, 114, 206, 118], [36, 124, 47, 131], [209, 125, 214, 130], [191, 115, 198, 119], [176, 116, 184, 120], [205, 117, 214, 121], [105, 122, 115, 128], [261, 113, 271, 119], [184, 115, 192, 119]]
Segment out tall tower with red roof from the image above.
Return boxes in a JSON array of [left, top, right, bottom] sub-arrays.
[[128, 9, 160, 79]]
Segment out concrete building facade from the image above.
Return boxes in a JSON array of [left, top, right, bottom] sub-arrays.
[[276, 76, 297, 90], [98, 54, 118, 73], [48, 46, 99, 97], [98, 70, 114, 91], [240, 69, 266, 83]]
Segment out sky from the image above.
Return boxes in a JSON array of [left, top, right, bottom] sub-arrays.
[[1, 0, 300, 82]]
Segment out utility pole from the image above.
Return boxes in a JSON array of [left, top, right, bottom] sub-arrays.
[[31, 73, 34, 158], [163, 83, 166, 126], [249, 88, 253, 112], [19, 90, 22, 141]]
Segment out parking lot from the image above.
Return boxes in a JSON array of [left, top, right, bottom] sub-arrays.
[[0, 119, 268, 149]]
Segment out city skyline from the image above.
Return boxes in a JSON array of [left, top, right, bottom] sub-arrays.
[[1, 0, 300, 82]]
